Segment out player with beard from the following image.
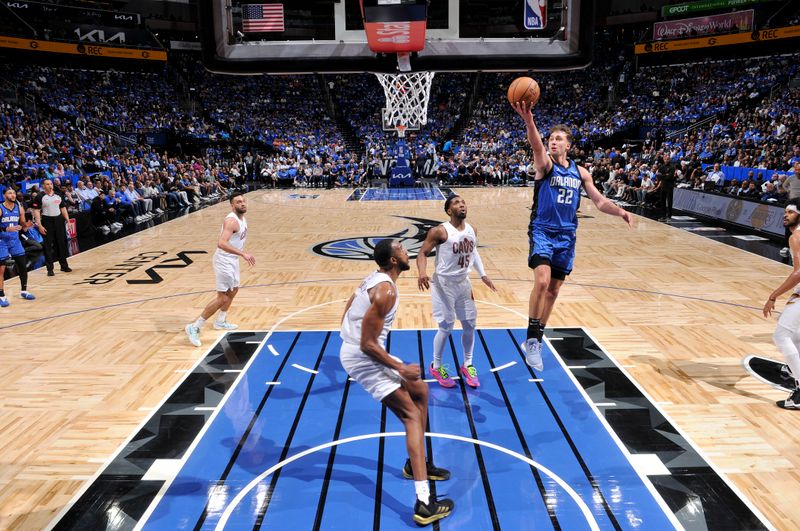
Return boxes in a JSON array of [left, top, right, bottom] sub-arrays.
[[763, 198, 800, 409], [185, 192, 255, 346], [340, 239, 454, 526], [417, 195, 496, 388]]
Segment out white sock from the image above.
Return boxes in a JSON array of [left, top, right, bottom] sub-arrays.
[[414, 480, 430, 505], [461, 322, 475, 367], [217, 311, 228, 323], [193, 317, 206, 329]]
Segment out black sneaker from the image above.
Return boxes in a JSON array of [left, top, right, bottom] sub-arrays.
[[403, 459, 450, 481], [413, 496, 454, 526], [780, 364, 796, 389], [776, 388, 800, 410], [47, 270, 55, 277], [60, 266, 72, 273]]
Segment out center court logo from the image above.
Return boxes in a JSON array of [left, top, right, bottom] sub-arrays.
[[312, 216, 439, 260]]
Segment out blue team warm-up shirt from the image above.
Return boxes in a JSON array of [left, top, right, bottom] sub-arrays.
[[530, 159, 583, 230]]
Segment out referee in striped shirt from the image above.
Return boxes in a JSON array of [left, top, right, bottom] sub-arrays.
[[32, 179, 72, 276]]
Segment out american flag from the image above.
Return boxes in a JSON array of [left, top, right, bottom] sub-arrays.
[[242, 4, 285, 33]]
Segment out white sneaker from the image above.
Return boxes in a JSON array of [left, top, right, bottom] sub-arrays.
[[521, 338, 543, 371], [780, 247, 790, 257], [185, 324, 202, 346], [213, 321, 239, 330]]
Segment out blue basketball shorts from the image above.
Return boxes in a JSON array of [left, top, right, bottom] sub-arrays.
[[0, 233, 25, 260], [528, 225, 576, 280]]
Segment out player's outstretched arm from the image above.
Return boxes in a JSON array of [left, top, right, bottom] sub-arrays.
[[580, 166, 633, 228], [512, 101, 550, 178], [765, 232, 800, 317], [361, 283, 420, 380], [471, 247, 496, 292], [416, 225, 446, 291]]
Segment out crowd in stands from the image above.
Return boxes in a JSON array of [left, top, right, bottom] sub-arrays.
[[1, 47, 799, 243]]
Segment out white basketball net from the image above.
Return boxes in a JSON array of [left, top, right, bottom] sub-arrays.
[[375, 71, 435, 136]]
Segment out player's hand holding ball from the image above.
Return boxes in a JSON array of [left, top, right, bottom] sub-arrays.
[[508, 76, 540, 120]]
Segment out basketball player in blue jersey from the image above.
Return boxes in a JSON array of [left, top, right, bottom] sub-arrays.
[[0, 187, 35, 307], [513, 101, 632, 370]]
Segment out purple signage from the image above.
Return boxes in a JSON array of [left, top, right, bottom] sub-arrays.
[[654, 9, 754, 40]]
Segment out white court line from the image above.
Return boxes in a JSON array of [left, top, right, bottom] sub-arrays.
[[131, 299, 348, 531], [292, 363, 319, 375], [542, 334, 684, 531], [567, 365, 588, 369], [214, 431, 601, 531], [528, 378, 544, 382], [490, 361, 516, 373], [223, 369, 242, 373], [245, 341, 261, 344], [579, 328, 775, 531], [265, 381, 281, 386], [548, 337, 564, 341], [193, 407, 216, 412], [593, 402, 617, 407], [268, 344, 280, 356], [45, 332, 229, 531]]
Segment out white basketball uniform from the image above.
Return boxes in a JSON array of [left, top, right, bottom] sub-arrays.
[[340, 271, 403, 401], [213, 212, 247, 292], [778, 285, 800, 330], [432, 222, 478, 324]]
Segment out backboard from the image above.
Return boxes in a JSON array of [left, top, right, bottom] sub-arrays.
[[199, 0, 593, 74]]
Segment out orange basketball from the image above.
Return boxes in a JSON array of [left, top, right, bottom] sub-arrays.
[[507, 76, 540, 106]]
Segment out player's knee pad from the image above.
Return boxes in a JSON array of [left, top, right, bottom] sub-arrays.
[[461, 319, 476, 331], [437, 321, 454, 334]]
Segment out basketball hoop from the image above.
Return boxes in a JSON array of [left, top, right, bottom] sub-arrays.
[[375, 71, 435, 138]]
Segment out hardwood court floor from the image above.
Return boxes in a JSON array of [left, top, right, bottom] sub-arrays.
[[0, 188, 796, 530]]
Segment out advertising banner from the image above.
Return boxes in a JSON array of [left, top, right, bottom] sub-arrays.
[[635, 24, 800, 54], [662, 0, 767, 18], [654, 10, 753, 40], [673, 188, 784, 235]]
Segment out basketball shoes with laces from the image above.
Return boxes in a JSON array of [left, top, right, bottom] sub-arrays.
[[429, 363, 455, 388], [402, 459, 451, 481], [413, 496, 455, 526], [460, 365, 480, 388], [521, 338, 543, 371]]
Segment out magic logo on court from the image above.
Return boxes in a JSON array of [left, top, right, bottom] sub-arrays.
[[312, 216, 439, 260]]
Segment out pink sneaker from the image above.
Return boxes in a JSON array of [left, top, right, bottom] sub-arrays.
[[429, 363, 456, 388], [461, 365, 480, 388]]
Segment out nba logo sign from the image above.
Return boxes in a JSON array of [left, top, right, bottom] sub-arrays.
[[524, 0, 547, 30]]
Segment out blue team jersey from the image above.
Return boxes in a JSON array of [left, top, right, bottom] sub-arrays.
[[531, 158, 583, 230], [0, 201, 21, 232]]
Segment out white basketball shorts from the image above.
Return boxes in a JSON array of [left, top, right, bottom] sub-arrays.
[[340, 342, 403, 402], [213, 255, 240, 292], [432, 274, 476, 324]]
